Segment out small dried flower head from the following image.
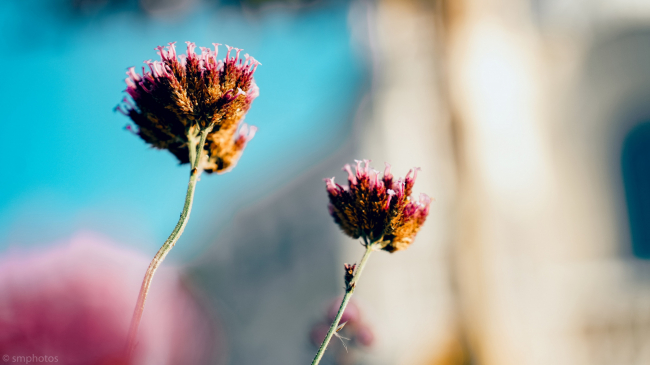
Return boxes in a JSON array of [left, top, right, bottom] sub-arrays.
[[116, 42, 261, 173], [325, 160, 431, 252]]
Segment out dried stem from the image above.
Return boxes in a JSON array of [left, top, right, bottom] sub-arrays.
[[310, 240, 376, 365], [125, 125, 212, 358]]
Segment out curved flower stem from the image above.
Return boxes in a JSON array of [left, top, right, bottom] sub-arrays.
[[125, 126, 212, 358], [311, 242, 376, 365]]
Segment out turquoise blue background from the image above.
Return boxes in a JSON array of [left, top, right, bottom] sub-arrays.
[[0, 0, 366, 261]]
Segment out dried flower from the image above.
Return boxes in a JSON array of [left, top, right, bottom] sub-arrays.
[[116, 41, 260, 173], [325, 160, 431, 252]]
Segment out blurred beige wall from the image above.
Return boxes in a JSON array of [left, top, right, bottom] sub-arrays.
[[347, 0, 459, 364], [351, 0, 650, 364]]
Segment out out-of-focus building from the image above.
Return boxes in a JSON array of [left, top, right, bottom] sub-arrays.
[[350, 0, 650, 364]]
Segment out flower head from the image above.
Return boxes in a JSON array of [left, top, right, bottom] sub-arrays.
[[116, 42, 260, 173], [325, 160, 431, 252]]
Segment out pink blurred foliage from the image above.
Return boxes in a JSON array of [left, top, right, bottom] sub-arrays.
[[0, 231, 218, 365]]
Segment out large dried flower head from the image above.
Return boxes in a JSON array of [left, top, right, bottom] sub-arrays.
[[116, 41, 261, 173], [325, 160, 431, 252]]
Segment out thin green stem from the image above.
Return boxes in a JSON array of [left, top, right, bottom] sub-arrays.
[[125, 125, 212, 358], [311, 242, 376, 365]]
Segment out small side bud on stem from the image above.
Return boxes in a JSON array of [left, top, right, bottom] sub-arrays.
[[343, 263, 356, 291]]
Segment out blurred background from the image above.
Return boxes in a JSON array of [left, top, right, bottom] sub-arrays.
[[2, 0, 650, 364]]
